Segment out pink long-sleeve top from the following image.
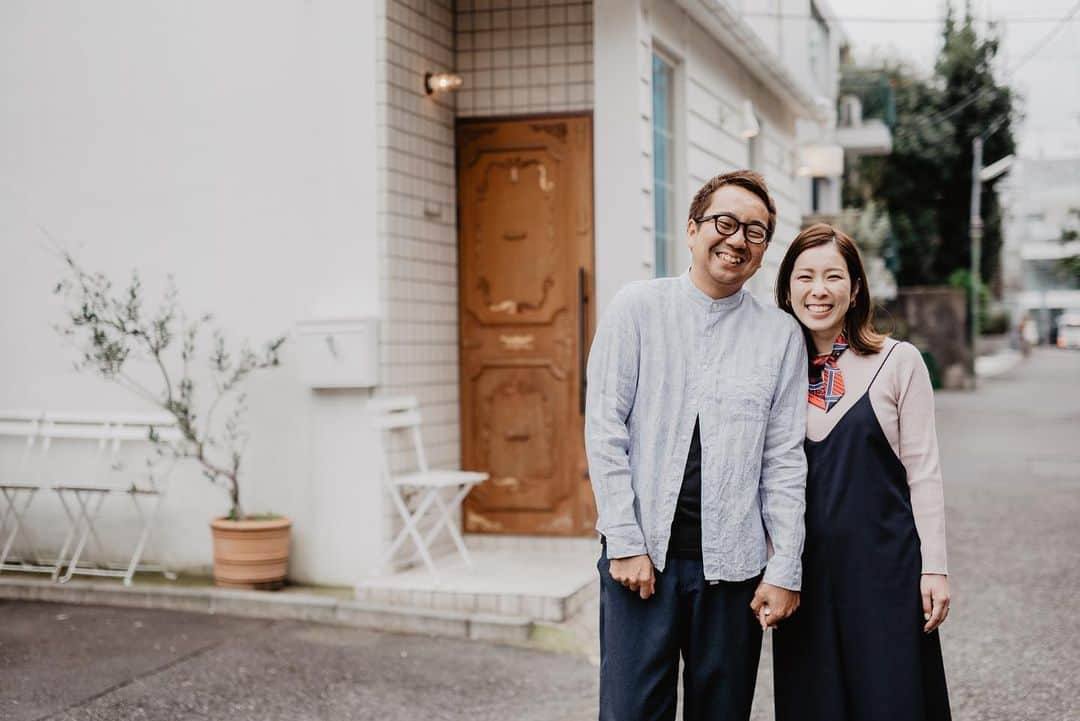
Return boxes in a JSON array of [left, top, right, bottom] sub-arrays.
[[805, 338, 948, 575]]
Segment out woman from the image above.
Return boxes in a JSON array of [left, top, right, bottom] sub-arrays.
[[771, 224, 952, 721]]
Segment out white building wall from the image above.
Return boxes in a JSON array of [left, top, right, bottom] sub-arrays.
[[592, 0, 804, 313], [0, 0, 380, 584], [1, 0, 829, 585], [593, 0, 651, 313]]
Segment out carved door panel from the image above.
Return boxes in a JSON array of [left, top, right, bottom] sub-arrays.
[[457, 116, 596, 536]]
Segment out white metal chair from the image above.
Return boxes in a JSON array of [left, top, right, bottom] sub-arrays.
[[42, 412, 180, 585], [0, 411, 52, 575], [370, 397, 488, 578]]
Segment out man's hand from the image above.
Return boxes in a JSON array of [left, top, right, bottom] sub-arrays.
[[608, 554, 656, 600], [921, 574, 950, 633], [750, 582, 800, 629]]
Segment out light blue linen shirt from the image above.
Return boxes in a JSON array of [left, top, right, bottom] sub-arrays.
[[585, 272, 808, 590]]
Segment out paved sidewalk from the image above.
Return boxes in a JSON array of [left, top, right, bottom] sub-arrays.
[[1, 600, 597, 721]]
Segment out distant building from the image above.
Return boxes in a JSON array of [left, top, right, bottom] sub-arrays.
[[1000, 157, 1080, 343]]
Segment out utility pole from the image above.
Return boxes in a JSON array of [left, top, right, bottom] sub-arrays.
[[969, 136, 984, 388]]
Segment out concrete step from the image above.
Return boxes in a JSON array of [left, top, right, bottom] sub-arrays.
[[464, 533, 599, 553], [0, 577, 533, 644], [357, 546, 600, 623]]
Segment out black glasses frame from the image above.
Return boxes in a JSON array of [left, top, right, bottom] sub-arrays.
[[694, 212, 770, 244]]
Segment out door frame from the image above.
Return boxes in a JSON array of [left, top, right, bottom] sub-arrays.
[[454, 112, 597, 535]]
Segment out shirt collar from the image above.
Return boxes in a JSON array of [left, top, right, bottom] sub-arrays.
[[679, 270, 746, 313]]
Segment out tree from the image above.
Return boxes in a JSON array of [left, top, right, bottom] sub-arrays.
[[55, 253, 286, 520], [840, 4, 1017, 289], [932, 6, 1017, 288]]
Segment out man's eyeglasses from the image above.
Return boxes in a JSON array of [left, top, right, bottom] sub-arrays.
[[694, 213, 769, 244]]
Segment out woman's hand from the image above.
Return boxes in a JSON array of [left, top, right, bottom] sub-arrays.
[[609, 554, 656, 600], [920, 573, 951, 633]]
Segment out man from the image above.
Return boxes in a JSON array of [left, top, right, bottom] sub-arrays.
[[585, 170, 808, 720]]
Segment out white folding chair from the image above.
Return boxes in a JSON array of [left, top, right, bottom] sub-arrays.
[[370, 397, 488, 578], [0, 411, 53, 575], [44, 412, 180, 585]]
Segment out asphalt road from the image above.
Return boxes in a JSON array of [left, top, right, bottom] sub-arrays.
[[2, 348, 1077, 721], [0, 601, 596, 721]]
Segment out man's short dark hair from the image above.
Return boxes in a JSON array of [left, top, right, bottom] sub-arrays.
[[687, 170, 777, 242]]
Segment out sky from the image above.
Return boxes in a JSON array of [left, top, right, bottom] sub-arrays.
[[823, 0, 1080, 159]]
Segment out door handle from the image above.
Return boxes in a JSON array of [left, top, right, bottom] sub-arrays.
[[578, 267, 589, 415]]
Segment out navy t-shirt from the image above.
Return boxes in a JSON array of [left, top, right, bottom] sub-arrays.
[[667, 416, 703, 559]]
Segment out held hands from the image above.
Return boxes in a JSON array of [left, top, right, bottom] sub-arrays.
[[750, 582, 800, 630], [921, 573, 951, 633], [608, 554, 656, 600]]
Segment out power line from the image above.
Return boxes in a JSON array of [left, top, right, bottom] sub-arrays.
[[740, 11, 1080, 25], [890, 0, 1080, 142]]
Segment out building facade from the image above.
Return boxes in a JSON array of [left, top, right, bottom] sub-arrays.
[[1000, 157, 1080, 344], [1, 0, 844, 585]]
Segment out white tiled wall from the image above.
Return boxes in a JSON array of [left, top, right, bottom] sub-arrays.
[[375, 0, 596, 569], [376, 0, 462, 563], [455, 0, 594, 116]]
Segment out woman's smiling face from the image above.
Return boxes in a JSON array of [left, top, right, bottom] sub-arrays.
[[789, 241, 858, 341]]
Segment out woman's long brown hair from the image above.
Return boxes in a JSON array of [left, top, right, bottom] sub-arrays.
[[775, 223, 885, 357]]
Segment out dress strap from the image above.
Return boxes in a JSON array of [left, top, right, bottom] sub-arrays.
[[867, 342, 901, 391]]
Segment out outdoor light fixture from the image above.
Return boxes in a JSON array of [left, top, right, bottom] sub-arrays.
[[740, 100, 760, 139], [797, 144, 845, 177], [424, 72, 463, 95]]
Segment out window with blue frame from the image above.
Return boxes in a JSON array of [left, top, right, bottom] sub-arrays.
[[652, 52, 676, 278]]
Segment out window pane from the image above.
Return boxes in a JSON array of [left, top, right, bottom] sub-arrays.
[[652, 52, 676, 277]]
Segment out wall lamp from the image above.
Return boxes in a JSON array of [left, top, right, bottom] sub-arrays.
[[424, 72, 464, 95], [740, 100, 761, 140]]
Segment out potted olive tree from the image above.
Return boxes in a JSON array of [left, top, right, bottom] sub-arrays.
[[55, 253, 289, 589]]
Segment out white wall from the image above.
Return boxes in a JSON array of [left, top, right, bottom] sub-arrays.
[[0, 0, 380, 584], [591, 0, 805, 315], [653, 0, 802, 301], [593, 0, 651, 313]]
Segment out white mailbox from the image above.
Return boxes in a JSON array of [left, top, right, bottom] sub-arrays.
[[296, 317, 379, 389]]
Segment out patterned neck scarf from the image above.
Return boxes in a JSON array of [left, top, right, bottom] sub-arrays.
[[808, 334, 848, 413]]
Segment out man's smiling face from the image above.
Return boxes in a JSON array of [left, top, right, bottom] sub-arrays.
[[686, 184, 770, 298]]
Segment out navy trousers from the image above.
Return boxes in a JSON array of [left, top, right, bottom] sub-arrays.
[[598, 547, 763, 721]]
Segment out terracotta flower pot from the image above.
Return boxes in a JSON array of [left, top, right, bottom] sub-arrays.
[[209, 517, 292, 590]]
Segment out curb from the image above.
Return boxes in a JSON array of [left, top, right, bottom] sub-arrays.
[[975, 350, 1024, 380], [0, 577, 533, 644]]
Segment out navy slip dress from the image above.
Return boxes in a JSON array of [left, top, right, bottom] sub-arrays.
[[773, 345, 951, 721]]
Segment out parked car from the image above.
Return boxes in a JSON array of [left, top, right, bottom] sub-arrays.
[[1057, 313, 1080, 350]]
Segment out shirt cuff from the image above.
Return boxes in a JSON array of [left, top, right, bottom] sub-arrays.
[[921, 547, 948, 576], [602, 526, 648, 559], [762, 554, 802, 591]]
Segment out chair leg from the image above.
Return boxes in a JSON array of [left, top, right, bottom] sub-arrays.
[[11, 490, 46, 568], [123, 494, 160, 586], [134, 494, 176, 581], [60, 491, 107, 583], [53, 492, 80, 581], [0, 490, 19, 571], [376, 487, 441, 578], [428, 485, 475, 567]]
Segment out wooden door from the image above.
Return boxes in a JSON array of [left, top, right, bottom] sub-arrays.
[[456, 115, 596, 536]]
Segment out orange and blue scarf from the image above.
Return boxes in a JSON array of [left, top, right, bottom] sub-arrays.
[[809, 334, 848, 413]]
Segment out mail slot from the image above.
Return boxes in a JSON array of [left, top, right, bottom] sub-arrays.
[[296, 317, 379, 389]]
